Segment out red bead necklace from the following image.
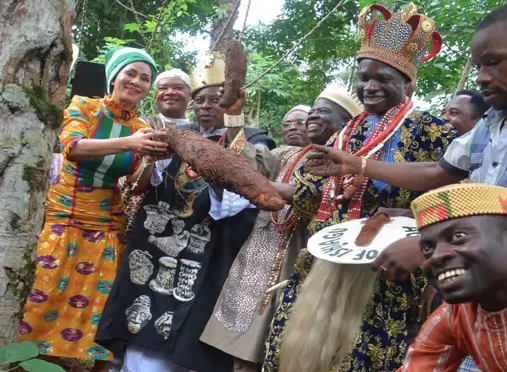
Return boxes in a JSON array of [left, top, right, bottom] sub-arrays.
[[315, 99, 414, 222], [270, 145, 313, 233]]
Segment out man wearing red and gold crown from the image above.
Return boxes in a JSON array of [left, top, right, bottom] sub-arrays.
[[262, 4, 457, 372]]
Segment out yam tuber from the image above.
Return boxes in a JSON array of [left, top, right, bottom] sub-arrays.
[[219, 39, 247, 108], [161, 127, 286, 211], [355, 213, 391, 246]]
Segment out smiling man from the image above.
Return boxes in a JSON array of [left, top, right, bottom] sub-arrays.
[[399, 183, 507, 371], [441, 90, 490, 135], [281, 105, 310, 146], [263, 4, 457, 372], [305, 3, 507, 199], [302, 6, 507, 372], [155, 69, 192, 126], [119, 69, 193, 234], [199, 88, 362, 372]]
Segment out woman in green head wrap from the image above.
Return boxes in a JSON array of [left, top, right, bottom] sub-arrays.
[[104, 47, 159, 110], [18, 47, 168, 372]]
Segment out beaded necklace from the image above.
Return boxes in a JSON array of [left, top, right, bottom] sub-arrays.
[[315, 98, 414, 222], [270, 145, 313, 233]]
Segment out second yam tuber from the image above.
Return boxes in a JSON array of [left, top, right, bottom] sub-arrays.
[[219, 39, 247, 109]]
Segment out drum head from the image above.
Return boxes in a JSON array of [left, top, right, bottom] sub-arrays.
[[307, 216, 419, 264]]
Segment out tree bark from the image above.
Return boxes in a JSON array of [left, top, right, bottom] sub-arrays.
[[0, 0, 75, 347], [209, 0, 240, 53]]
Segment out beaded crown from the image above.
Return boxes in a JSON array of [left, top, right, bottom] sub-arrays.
[[356, 4, 442, 81], [410, 183, 507, 230], [190, 52, 226, 97]]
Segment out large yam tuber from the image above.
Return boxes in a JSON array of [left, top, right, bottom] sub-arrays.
[[219, 39, 247, 108], [162, 127, 286, 211]]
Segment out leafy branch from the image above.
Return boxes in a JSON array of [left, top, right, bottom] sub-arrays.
[[114, 0, 149, 19], [244, 0, 346, 89], [148, 0, 169, 52]]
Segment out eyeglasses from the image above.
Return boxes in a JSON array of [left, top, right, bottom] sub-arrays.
[[282, 120, 306, 128]]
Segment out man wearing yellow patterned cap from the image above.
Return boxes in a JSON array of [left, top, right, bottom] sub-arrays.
[[399, 183, 507, 371], [262, 4, 457, 372]]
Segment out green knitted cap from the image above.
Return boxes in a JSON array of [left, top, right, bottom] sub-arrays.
[[104, 47, 158, 93]]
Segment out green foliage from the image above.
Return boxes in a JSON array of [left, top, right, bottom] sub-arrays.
[[0, 342, 64, 372], [243, 52, 320, 139], [0, 342, 38, 364], [242, 0, 503, 117], [74, 0, 217, 61], [18, 359, 65, 372], [85, 2, 206, 71], [75, 0, 504, 141]]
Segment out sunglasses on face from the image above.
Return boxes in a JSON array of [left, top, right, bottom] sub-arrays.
[[282, 120, 306, 128]]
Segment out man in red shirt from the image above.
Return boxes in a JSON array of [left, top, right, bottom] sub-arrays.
[[400, 183, 507, 371]]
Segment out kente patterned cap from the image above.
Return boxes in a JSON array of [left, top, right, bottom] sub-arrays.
[[411, 183, 507, 230], [316, 86, 364, 118], [190, 52, 226, 97], [356, 4, 442, 81]]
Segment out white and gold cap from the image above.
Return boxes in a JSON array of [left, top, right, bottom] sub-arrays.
[[316, 85, 364, 118]]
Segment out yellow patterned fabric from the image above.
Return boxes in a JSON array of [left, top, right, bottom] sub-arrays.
[[411, 183, 507, 230], [357, 4, 441, 81], [18, 96, 146, 360]]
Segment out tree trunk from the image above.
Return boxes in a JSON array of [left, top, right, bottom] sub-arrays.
[[209, 0, 240, 53], [0, 0, 75, 347]]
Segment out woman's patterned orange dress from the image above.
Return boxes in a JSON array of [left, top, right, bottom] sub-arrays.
[[18, 96, 146, 360]]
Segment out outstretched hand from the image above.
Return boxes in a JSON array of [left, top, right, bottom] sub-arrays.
[[219, 86, 246, 116], [129, 128, 171, 158], [303, 144, 360, 178]]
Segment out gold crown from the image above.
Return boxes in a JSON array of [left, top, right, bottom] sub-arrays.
[[356, 4, 442, 81], [190, 52, 226, 97], [410, 183, 507, 230]]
